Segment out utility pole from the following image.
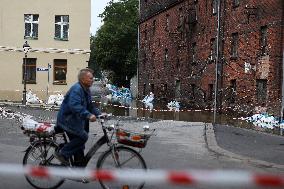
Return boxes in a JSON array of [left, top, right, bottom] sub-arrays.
[[213, 0, 221, 124]]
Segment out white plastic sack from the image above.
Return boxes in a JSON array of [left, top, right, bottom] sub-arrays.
[[26, 90, 43, 104], [47, 94, 64, 106], [22, 116, 55, 134]]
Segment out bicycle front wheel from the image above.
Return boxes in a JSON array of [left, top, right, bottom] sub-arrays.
[[96, 146, 147, 189], [23, 141, 65, 189]]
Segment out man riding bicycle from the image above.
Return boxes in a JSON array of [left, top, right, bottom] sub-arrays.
[[54, 68, 101, 166]]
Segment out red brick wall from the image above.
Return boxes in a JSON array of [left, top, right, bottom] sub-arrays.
[[138, 0, 283, 115]]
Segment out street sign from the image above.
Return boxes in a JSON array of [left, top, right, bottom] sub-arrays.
[[37, 67, 49, 71]]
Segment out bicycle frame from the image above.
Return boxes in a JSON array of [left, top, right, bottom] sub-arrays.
[[84, 133, 109, 164], [67, 118, 115, 167]]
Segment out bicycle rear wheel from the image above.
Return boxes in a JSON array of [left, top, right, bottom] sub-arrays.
[[23, 141, 65, 189], [96, 146, 147, 189]]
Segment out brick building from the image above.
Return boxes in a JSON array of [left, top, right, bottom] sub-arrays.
[[138, 0, 283, 115]]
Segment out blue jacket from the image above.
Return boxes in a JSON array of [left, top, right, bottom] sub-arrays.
[[56, 82, 100, 138]]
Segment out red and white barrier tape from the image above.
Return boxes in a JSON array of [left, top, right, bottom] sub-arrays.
[[0, 163, 283, 187], [94, 101, 214, 113]]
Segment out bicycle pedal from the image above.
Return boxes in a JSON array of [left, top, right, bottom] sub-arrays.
[[81, 179, 90, 183]]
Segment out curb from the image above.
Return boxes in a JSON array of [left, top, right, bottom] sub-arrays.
[[204, 123, 284, 170], [0, 102, 59, 111]]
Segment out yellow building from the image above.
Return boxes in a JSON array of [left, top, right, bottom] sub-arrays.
[[0, 0, 91, 102]]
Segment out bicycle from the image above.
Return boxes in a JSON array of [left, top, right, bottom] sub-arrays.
[[22, 114, 154, 189]]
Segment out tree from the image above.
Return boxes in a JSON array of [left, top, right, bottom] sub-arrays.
[[89, 36, 101, 78], [91, 0, 138, 87]]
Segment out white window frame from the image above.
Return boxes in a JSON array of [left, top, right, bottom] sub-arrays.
[[55, 15, 69, 40], [24, 14, 39, 39]]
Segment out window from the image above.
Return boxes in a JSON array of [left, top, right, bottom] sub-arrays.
[[229, 79, 236, 103], [210, 38, 216, 61], [143, 83, 147, 96], [165, 14, 170, 31], [24, 14, 39, 39], [150, 84, 154, 93], [176, 58, 180, 70], [144, 29, 147, 40], [152, 20, 156, 35], [256, 79, 267, 102], [22, 58, 36, 83], [152, 52, 155, 69], [231, 33, 238, 58], [175, 80, 181, 98], [190, 84, 196, 99], [192, 42, 197, 63], [54, 59, 67, 84], [208, 84, 214, 101], [55, 15, 69, 40], [164, 48, 169, 61], [212, 0, 218, 15], [179, 7, 183, 26], [232, 0, 240, 7], [260, 26, 268, 55], [162, 83, 167, 92]]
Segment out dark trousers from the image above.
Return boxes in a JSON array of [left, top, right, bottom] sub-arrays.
[[60, 131, 88, 166]]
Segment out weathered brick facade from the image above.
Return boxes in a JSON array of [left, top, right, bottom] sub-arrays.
[[138, 0, 283, 116]]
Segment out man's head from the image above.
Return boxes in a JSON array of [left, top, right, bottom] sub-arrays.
[[78, 68, 94, 88]]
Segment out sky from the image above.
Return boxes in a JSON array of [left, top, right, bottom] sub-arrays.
[[91, 0, 113, 35]]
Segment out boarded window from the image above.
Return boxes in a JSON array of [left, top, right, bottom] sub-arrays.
[[55, 15, 69, 40], [22, 58, 36, 83], [54, 59, 67, 84], [24, 14, 39, 39], [256, 79, 267, 102]]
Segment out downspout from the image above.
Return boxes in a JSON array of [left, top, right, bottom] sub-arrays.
[[281, 2, 284, 135], [213, 0, 221, 124], [137, 0, 141, 100]]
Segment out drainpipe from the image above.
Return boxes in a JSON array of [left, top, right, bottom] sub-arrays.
[[281, 8, 284, 136], [213, 0, 221, 124], [137, 0, 141, 100], [281, 49, 284, 135], [280, 25, 284, 135]]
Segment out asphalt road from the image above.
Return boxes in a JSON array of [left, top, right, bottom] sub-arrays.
[[0, 106, 283, 189], [214, 124, 284, 165]]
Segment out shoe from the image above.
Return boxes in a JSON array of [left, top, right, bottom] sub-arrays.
[[53, 151, 70, 166]]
